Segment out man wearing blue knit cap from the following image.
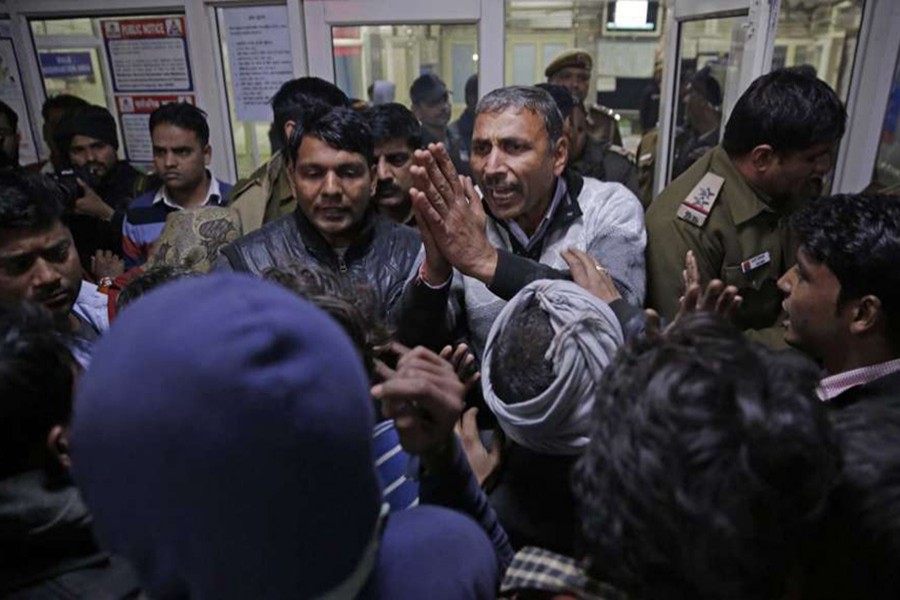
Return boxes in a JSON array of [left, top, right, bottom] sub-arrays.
[[70, 274, 501, 599]]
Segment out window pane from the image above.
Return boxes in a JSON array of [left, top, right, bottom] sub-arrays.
[[37, 48, 108, 107], [772, 0, 864, 102], [667, 15, 745, 182], [31, 15, 191, 168], [330, 23, 478, 120], [216, 5, 292, 179], [505, 0, 666, 153], [871, 51, 900, 193]]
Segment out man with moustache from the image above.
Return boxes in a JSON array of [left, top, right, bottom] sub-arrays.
[[0, 171, 109, 367], [364, 103, 423, 227], [645, 68, 846, 348], [56, 105, 149, 273], [217, 107, 421, 324], [398, 85, 645, 360], [122, 102, 231, 269]]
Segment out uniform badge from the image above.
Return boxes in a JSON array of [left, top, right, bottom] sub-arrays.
[[740, 251, 771, 274], [676, 172, 724, 227]]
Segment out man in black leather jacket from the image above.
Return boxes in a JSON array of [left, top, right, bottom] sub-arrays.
[[217, 107, 421, 324]]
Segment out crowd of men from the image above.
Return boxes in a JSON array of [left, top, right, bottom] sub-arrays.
[[2, 48, 900, 600]]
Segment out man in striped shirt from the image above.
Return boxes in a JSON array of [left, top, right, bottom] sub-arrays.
[[777, 193, 900, 407], [122, 103, 231, 269]]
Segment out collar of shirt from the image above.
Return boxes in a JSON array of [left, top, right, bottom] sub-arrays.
[[152, 171, 222, 210], [505, 177, 568, 253], [817, 357, 900, 401]]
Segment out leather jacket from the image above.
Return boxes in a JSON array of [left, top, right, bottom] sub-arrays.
[[218, 209, 422, 324]]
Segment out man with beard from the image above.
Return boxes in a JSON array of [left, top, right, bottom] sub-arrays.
[[122, 102, 231, 269], [645, 67, 846, 347], [364, 103, 423, 227], [56, 105, 148, 273], [0, 171, 109, 367]]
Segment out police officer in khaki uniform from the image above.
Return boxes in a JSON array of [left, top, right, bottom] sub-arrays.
[[537, 83, 639, 198], [545, 49, 623, 146], [645, 68, 846, 347]]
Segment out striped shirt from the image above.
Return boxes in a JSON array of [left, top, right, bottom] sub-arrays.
[[122, 174, 231, 269], [817, 358, 900, 401], [373, 420, 419, 512]]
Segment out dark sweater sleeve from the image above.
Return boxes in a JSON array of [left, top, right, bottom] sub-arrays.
[[396, 275, 455, 351], [418, 438, 515, 572], [487, 249, 570, 301]]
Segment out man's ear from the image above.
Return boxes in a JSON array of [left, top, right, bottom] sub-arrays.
[[749, 144, 776, 174], [46, 425, 71, 471], [850, 295, 883, 336], [283, 120, 296, 146], [553, 135, 568, 176], [203, 144, 211, 166]]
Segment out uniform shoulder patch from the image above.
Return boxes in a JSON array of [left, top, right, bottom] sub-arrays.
[[676, 172, 724, 228]]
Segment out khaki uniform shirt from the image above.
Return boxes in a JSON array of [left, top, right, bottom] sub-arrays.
[[226, 151, 296, 234], [645, 145, 800, 348]]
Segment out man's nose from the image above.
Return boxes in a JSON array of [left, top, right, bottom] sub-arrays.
[[32, 257, 61, 288], [777, 266, 796, 295], [322, 171, 341, 196], [483, 148, 506, 175], [377, 157, 391, 181]]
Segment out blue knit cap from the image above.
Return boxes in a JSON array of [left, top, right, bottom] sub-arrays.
[[71, 274, 382, 599]]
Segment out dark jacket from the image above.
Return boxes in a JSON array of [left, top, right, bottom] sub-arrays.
[[0, 469, 141, 599], [487, 442, 579, 556], [68, 162, 148, 274], [830, 370, 900, 410], [218, 210, 421, 323]]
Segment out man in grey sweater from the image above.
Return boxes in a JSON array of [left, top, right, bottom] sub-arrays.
[[398, 86, 645, 359]]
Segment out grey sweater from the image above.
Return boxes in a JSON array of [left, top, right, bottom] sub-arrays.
[[399, 173, 646, 359]]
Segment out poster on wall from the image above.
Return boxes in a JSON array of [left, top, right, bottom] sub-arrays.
[[101, 17, 193, 92], [116, 94, 196, 163], [0, 23, 39, 166], [223, 6, 293, 122], [39, 52, 95, 78]]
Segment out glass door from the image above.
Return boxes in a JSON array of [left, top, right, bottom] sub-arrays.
[[653, 0, 778, 196]]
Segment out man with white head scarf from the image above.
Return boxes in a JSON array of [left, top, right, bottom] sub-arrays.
[[477, 278, 624, 555]]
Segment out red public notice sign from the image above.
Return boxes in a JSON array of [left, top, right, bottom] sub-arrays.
[[102, 17, 185, 40]]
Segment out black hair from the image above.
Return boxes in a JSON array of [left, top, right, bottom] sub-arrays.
[[465, 73, 479, 106], [262, 265, 390, 383], [363, 103, 423, 150], [149, 102, 210, 147], [0, 170, 65, 231], [802, 403, 900, 600], [287, 107, 374, 166], [41, 93, 89, 121], [490, 296, 556, 403], [271, 77, 351, 148], [573, 313, 839, 600], [0, 302, 76, 478], [0, 99, 18, 130], [791, 193, 900, 347], [722, 67, 846, 157], [116, 265, 198, 312], [535, 83, 576, 121]]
